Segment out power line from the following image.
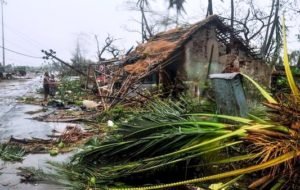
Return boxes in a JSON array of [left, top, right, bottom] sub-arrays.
[[5, 39, 39, 55], [4, 23, 46, 49], [0, 45, 43, 59]]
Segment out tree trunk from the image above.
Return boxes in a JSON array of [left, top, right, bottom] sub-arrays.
[[261, 0, 277, 57], [230, 0, 234, 45], [230, 0, 234, 29], [140, 4, 152, 41], [141, 9, 145, 43], [263, 0, 279, 58], [207, 0, 213, 17]]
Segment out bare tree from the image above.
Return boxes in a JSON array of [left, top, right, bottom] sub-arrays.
[[71, 39, 85, 65], [219, 0, 283, 63], [95, 34, 120, 62], [128, 0, 298, 65]]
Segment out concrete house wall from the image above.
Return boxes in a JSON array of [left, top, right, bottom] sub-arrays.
[[178, 26, 272, 97], [183, 26, 222, 96]]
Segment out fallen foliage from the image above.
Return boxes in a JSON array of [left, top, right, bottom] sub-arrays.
[[0, 143, 25, 161], [8, 125, 95, 154]]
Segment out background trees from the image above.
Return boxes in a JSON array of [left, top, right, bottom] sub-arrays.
[[127, 0, 300, 64]]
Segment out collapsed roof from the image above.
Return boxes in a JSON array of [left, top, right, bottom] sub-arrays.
[[124, 15, 258, 76]]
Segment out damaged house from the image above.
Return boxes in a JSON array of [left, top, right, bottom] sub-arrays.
[[123, 15, 272, 97]]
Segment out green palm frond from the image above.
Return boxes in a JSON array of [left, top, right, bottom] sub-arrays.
[[241, 73, 278, 104], [282, 16, 300, 97], [38, 94, 299, 189], [0, 144, 25, 161], [109, 150, 300, 190]]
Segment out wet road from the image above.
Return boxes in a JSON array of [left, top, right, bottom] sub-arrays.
[[0, 78, 70, 189], [0, 77, 67, 141]]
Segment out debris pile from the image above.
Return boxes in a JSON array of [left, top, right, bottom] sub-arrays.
[[7, 125, 94, 154], [58, 125, 93, 144], [8, 137, 54, 153]]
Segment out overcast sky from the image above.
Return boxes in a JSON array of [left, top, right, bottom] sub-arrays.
[[1, 0, 299, 66], [2, 0, 202, 66]]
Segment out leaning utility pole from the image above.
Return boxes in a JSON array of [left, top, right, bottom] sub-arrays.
[[1, 0, 5, 66]]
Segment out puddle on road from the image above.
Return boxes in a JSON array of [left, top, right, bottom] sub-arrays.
[[0, 103, 75, 142], [0, 153, 71, 190], [0, 78, 82, 189], [0, 77, 81, 142]]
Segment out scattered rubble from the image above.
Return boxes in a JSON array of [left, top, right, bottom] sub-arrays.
[[59, 125, 93, 144], [7, 125, 96, 155]]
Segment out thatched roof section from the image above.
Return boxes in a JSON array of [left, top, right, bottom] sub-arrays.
[[124, 15, 257, 75]]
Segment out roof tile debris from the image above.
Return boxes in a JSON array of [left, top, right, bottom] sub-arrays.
[[125, 40, 178, 74]]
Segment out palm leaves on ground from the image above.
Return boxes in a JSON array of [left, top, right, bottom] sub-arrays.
[[46, 99, 291, 189], [0, 144, 25, 161], [47, 101, 235, 187], [44, 91, 299, 189]]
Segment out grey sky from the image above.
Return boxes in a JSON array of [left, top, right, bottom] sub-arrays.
[[3, 0, 143, 66], [1, 0, 299, 66], [3, 0, 199, 66]]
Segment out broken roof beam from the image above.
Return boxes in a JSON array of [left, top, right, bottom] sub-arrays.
[[137, 52, 182, 81]]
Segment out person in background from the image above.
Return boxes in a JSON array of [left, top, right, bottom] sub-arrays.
[[43, 72, 50, 101], [49, 74, 57, 97]]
